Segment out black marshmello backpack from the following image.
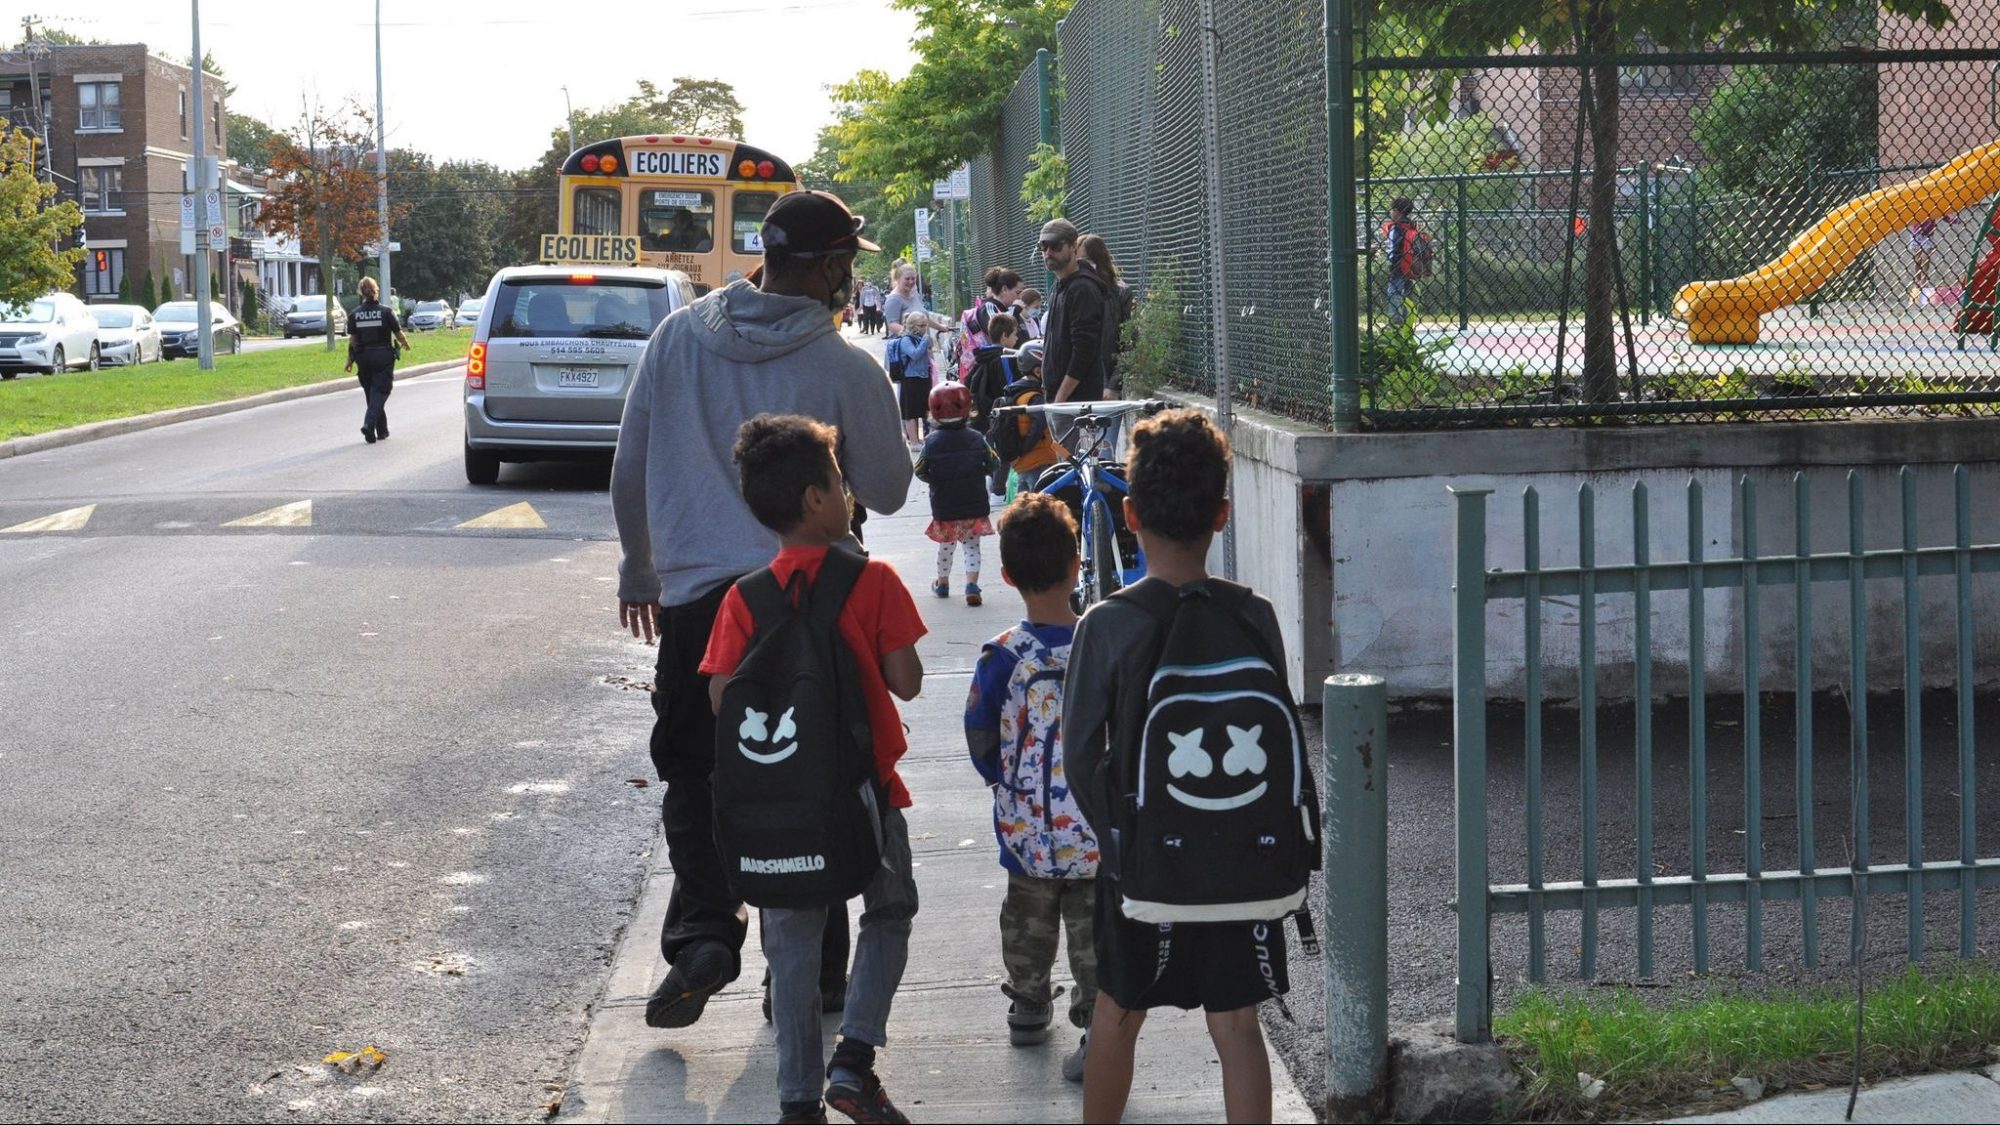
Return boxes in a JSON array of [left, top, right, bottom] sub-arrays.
[[712, 547, 883, 909], [1111, 579, 1320, 924]]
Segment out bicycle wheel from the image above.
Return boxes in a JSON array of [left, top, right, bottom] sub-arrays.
[[1086, 493, 1122, 605]]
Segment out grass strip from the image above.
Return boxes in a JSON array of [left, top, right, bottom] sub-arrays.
[[1497, 961, 2000, 1119], [0, 330, 472, 440]]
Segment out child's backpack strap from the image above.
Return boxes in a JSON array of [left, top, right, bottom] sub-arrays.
[[737, 568, 794, 637], [808, 545, 866, 633]]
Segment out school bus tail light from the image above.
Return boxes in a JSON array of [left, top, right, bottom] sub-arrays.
[[580, 154, 600, 173], [739, 160, 757, 177], [467, 341, 487, 390], [598, 154, 618, 173], [757, 160, 776, 178]]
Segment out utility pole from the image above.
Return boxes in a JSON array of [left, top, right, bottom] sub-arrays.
[[375, 0, 390, 308], [21, 16, 52, 184], [191, 0, 215, 369], [561, 86, 577, 155]]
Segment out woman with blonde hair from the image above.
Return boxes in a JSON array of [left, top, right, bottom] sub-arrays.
[[344, 276, 410, 443]]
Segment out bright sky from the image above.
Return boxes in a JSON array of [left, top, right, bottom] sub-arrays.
[[20, 0, 918, 170]]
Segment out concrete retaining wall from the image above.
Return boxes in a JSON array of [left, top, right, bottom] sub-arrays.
[[1197, 398, 2000, 702]]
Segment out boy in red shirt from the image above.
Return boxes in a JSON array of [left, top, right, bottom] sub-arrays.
[[700, 414, 926, 1125]]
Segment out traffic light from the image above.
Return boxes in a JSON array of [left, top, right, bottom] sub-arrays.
[[94, 250, 109, 275]]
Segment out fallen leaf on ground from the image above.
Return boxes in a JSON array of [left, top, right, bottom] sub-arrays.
[[323, 1045, 388, 1073], [625, 778, 651, 788]]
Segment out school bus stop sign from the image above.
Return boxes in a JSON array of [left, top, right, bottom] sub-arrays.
[[540, 234, 640, 266]]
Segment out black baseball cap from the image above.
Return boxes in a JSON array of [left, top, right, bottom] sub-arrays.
[[760, 190, 881, 256]]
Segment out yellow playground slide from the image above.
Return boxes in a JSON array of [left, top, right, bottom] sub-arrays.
[[1674, 138, 2000, 344]]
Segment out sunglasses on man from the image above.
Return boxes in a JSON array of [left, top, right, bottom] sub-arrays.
[[1037, 239, 1072, 252]]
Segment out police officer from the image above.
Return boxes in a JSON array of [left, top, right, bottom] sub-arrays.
[[344, 277, 411, 444]]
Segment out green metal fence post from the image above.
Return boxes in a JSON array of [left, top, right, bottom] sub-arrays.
[[1451, 485, 1493, 1043], [1638, 162, 1653, 326], [1328, 0, 1363, 431], [1456, 176, 1470, 333], [1324, 673, 1389, 1120], [1036, 47, 1057, 293]]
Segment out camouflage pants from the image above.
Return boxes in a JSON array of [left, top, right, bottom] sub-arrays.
[[1000, 873, 1098, 1030]]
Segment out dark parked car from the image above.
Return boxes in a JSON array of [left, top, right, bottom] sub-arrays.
[[282, 295, 347, 339], [157, 301, 242, 358]]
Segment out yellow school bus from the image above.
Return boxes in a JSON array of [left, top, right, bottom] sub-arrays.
[[548, 135, 800, 292]]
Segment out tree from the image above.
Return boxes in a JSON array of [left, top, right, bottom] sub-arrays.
[[502, 78, 750, 269], [0, 129, 86, 307], [829, 0, 1071, 204], [1377, 0, 1952, 404], [140, 267, 156, 311], [1694, 64, 1879, 200], [118, 273, 131, 303], [389, 152, 513, 299], [657, 78, 747, 138], [258, 101, 386, 350], [227, 112, 280, 172]]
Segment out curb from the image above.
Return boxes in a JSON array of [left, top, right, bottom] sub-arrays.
[[0, 358, 463, 460]]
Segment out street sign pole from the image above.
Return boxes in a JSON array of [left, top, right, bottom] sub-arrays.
[[375, 0, 391, 309], [190, 0, 213, 369]]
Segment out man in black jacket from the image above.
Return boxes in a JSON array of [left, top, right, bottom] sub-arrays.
[[1038, 219, 1120, 417]]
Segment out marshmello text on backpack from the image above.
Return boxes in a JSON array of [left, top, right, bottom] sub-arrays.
[[1112, 580, 1320, 923], [711, 546, 883, 909]]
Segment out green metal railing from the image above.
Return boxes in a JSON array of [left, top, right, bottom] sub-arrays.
[[1451, 468, 2000, 1043]]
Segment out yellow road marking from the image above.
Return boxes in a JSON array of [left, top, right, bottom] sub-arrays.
[[224, 500, 313, 528], [1, 504, 96, 533], [456, 502, 547, 530]]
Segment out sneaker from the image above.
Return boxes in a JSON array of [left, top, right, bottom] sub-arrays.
[[964, 582, 982, 607], [778, 1101, 828, 1124], [1061, 1032, 1089, 1082], [1002, 983, 1052, 1046], [377, 423, 389, 439], [824, 1069, 908, 1125], [930, 579, 949, 599], [645, 941, 732, 1029], [361, 427, 376, 444]]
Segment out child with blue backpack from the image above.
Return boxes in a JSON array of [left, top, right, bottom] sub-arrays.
[[964, 492, 1098, 1083], [887, 311, 935, 444]]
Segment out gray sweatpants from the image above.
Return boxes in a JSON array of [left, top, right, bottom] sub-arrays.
[[762, 805, 919, 1104]]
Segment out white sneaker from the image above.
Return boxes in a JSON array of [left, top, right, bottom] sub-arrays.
[[1061, 1032, 1088, 1083]]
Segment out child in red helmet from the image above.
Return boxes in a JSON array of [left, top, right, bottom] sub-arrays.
[[915, 381, 1001, 606]]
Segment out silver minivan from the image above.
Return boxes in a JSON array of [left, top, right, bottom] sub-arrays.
[[463, 265, 694, 484]]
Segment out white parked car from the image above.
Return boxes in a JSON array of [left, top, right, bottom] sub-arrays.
[[452, 297, 484, 328], [0, 292, 100, 377], [407, 300, 455, 331], [92, 304, 163, 366]]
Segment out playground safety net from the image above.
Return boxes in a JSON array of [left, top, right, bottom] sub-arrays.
[[966, 0, 2000, 428]]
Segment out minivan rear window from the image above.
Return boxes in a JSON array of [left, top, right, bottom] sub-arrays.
[[489, 278, 673, 340]]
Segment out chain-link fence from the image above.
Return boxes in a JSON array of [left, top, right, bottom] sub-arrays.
[[964, 1, 2000, 428], [968, 53, 1054, 291]]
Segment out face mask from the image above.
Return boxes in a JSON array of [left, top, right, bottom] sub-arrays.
[[826, 262, 854, 312]]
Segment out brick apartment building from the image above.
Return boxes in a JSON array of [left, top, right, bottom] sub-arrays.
[[0, 42, 228, 304]]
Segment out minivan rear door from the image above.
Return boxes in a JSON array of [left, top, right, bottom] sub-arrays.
[[482, 275, 676, 424]]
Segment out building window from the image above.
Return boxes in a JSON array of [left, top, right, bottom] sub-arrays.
[[80, 166, 123, 212], [179, 89, 188, 138], [79, 81, 123, 130], [1620, 63, 1699, 95], [84, 247, 125, 297]]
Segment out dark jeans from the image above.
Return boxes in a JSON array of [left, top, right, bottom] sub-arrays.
[[651, 583, 850, 982], [356, 354, 394, 434]]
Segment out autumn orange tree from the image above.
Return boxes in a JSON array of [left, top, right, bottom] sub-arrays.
[[257, 101, 391, 350]]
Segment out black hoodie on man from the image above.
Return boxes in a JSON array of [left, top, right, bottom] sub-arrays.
[[1043, 262, 1120, 403]]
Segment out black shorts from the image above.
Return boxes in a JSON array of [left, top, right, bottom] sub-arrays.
[[898, 377, 931, 421], [1093, 882, 1290, 1013]]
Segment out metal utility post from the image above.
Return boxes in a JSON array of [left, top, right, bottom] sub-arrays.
[[375, 0, 391, 307], [562, 86, 577, 156], [191, 0, 214, 370], [1327, 0, 1362, 431], [1323, 673, 1390, 1120], [1195, 0, 1236, 579]]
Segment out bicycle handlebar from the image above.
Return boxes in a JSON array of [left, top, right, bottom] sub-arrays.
[[993, 398, 1172, 421]]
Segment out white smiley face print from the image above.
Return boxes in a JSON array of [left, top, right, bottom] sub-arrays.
[[737, 706, 800, 765], [1163, 724, 1269, 811]]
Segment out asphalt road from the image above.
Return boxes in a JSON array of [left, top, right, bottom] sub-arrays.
[[0, 370, 667, 1122]]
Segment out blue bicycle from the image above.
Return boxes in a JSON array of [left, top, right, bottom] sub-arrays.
[[999, 399, 1166, 612]]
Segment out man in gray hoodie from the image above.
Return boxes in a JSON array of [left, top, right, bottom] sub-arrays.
[[611, 190, 912, 1030]]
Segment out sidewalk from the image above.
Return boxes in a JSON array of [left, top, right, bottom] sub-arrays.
[[1666, 1067, 2000, 1123], [556, 474, 1314, 1122]]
